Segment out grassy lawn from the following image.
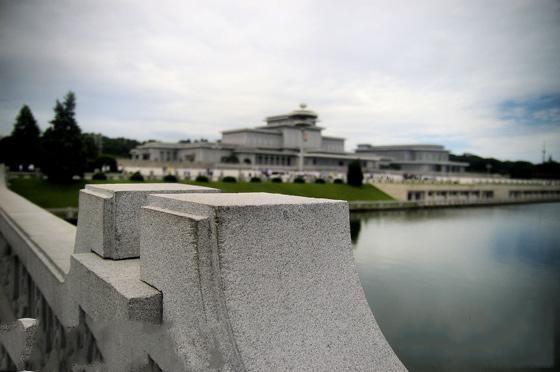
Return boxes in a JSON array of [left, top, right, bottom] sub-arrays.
[[189, 181, 392, 201], [7, 178, 392, 209]]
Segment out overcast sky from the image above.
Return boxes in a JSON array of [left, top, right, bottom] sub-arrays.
[[1, 0, 559, 162]]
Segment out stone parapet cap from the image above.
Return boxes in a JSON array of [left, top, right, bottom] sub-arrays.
[[75, 183, 220, 259], [85, 183, 213, 193], [150, 191, 341, 207], [70, 253, 161, 323], [140, 192, 405, 371], [0, 187, 75, 277]]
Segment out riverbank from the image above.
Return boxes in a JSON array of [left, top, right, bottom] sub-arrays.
[[8, 177, 559, 217], [349, 198, 560, 211], [360, 180, 560, 211]]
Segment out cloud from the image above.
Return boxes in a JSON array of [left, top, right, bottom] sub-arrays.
[[0, 0, 559, 162], [499, 94, 560, 126]]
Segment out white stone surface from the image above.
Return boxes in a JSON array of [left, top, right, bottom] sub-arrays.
[[141, 192, 406, 371], [0, 188, 75, 275], [0, 318, 38, 370], [1, 162, 406, 370], [69, 253, 161, 323], [75, 183, 219, 259], [0, 185, 78, 327]]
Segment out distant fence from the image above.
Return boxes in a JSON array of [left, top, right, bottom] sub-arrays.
[[349, 197, 560, 211]]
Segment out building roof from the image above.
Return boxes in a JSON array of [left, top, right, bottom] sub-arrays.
[[254, 124, 324, 131], [136, 142, 187, 149], [356, 144, 447, 151], [287, 103, 319, 118], [393, 160, 469, 166], [221, 128, 282, 135], [306, 150, 385, 161], [234, 149, 298, 156], [265, 103, 319, 125], [321, 135, 345, 141], [135, 141, 226, 150]]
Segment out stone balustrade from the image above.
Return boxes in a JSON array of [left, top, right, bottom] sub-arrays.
[[0, 164, 406, 371]]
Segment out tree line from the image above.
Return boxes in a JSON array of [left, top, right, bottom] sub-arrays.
[[2, 92, 557, 182], [450, 153, 560, 180], [0, 92, 139, 183]]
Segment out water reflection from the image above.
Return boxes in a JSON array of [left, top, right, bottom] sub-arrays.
[[349, 218, 361, 244], [352, 203, 560, 371]]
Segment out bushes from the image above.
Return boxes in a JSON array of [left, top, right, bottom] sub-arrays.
[[163, 174, 178, 182], [347, 160, 364, 187], [92, 172, 107, 180], [333, 178, 344, 184], [271, 177, 282, 183], [293, 177, 305, 184], [129, 171, 144, 181], [94, 155, 118, 173], [222, 176, 237, 183], [314, 178, 326, 184], [249, 177, 262, 183], [195, 175, 209, 182]]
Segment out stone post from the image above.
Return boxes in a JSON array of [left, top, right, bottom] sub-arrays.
[[140, 192, 406, 371], [74, 183, 219, 259]]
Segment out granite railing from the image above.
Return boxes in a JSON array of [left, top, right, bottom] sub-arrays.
[[0, 164, 406, 371]]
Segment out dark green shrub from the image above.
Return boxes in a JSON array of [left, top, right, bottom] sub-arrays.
[[129, 171, 144, 181], [293, 177, 305, 183], [250, 177, 261, 183], [271, 177, 282, 183], [93, 155, 118, 173], [195, 175, 209, 182], [314, 178, 326, 184], [333, 178, 344, 184], [222, 176, 237, 183], [163, 174, 178, 182], [347, 160, 364, 186], [92, 172, 107, 180]]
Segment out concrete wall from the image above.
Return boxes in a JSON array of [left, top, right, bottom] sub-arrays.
[[321, 137, 345, 152], [0, 164, 406, 371], [373, 181, 560, 203], [282, 127, 322, 150], [357, 149, 448, 162], [223, 131, 283, 148]]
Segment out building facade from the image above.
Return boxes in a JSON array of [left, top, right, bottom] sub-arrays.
[[130, 105, 468, 176], [355, 144, 467, 174], [131, 105, 384, 173]]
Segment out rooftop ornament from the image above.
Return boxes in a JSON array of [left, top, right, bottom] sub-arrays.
[[289, 103, 318, 119]]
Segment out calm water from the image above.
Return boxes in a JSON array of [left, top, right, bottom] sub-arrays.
[[352, 203, 560, 371]]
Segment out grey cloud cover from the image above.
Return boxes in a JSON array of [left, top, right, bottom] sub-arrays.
[[1, 0, 559, 162]]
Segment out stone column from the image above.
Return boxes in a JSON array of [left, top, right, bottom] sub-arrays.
[[140, 192, 406, 371], [74, 183, 219, 259]]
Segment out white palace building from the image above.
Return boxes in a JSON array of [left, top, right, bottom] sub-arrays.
[[130, 104, 385, 174], [129, 104, 467, 178]]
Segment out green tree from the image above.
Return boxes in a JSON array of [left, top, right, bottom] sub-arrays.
[[347, 160, 364, 187], [535, 160, 560, 179], [0, 136, 13, 167], [41, 92, 85, 182], [101, 135, 140, 157], [82, 133, 100, 171], [1, 105, 41, 170]]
